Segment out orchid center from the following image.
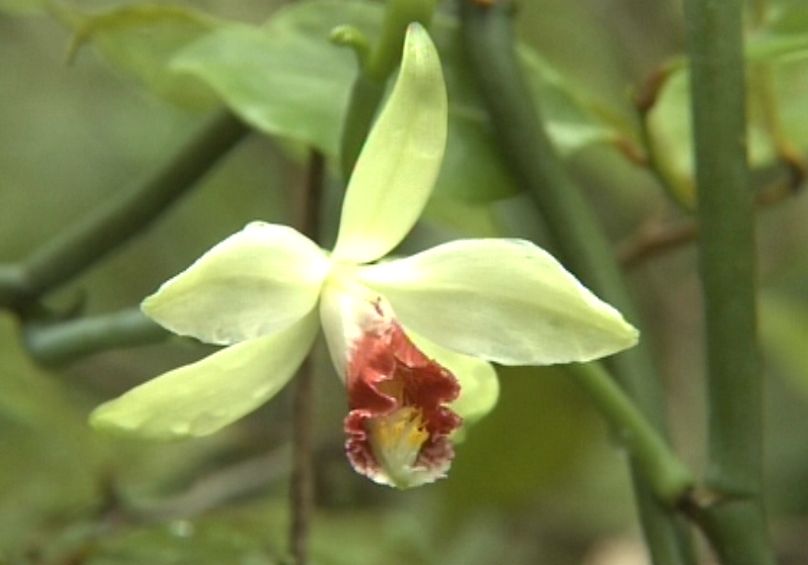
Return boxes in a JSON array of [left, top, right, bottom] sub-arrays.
[[339, 298, 463, 489], [368, 406, 430, 485]]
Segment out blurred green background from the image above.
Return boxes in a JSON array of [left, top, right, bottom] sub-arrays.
[[2, 0, 808, 563]]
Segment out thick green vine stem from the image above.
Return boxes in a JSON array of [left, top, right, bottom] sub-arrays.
[[568, 363, 693, 505], [339, 75, 388, 180], [459, 2, 696, 564], [0, 266, 27, 308], [338, 0, 437, 178], [23, 309, 168, 366], [0, 110, 247, 313], [683, 0, 776, 562]]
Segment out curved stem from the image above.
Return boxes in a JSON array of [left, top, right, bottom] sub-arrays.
[[339, 75, 388, 180], [23, 309, 168, 366], [683, 0, 775, 562], [568, 362, 694, 505], [460, 3, 696, 564], [0, 111, 247, 312]]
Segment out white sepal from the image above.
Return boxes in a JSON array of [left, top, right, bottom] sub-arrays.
[[90, 311, 319, 439], [358, 239, 639, 365], [143, 222, 330, 345]]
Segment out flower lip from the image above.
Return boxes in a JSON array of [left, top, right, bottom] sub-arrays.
[[344, 313, 462, 489]]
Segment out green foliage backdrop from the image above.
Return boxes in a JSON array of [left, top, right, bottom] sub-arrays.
[[2, 0, 808, 563]]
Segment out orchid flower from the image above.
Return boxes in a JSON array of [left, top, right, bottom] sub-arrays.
[[90, 24, 638, 489]]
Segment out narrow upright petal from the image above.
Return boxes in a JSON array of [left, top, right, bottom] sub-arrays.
[[320, 278, 461, 488], [358, 239, 639, 365], [90, 311, 319, 439], [143, 222, 330, 345], [331, 23, 448, 264]]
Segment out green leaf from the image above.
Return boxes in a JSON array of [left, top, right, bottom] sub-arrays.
[[172, 17, 352, 156], [172, 0, 625, 203], [67, 3, 223, 109], [520, 47, 623, 154]]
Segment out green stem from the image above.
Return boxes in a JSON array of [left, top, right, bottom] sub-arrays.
[[460, 3, 695, 564], [339, 75, 388, 179], [366, 0, 438, 81], [568, 363, 693, 505], [0, 111, 247, 311], [338, 0, 437, 178], [0, 266, 27, 307], [683, 0, 775, 563], [23, 309, 168, 366]]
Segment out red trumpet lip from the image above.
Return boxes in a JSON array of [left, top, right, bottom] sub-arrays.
[[343, 317, 462, 488]]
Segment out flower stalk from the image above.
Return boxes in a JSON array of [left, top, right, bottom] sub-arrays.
[[567, 362, 693, 505], [23, 309, 167, 366], [683, 0, 775, 561]]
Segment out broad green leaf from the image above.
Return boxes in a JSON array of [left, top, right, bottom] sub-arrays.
[[358, 239, 638, 365], [91, 312, 319, 439], [520, 47, 622, 154], [332, 24, 447, 264], [172, 0, 625, 203], [172, 17, 352, 157], [142, 222, 330, 346], [67, 3, 222, 109]]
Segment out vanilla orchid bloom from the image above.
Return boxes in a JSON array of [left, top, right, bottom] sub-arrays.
[[90, 24, 639, 489]]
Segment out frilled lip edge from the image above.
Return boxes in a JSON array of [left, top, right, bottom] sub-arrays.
[[344, 319, 462, 488]]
